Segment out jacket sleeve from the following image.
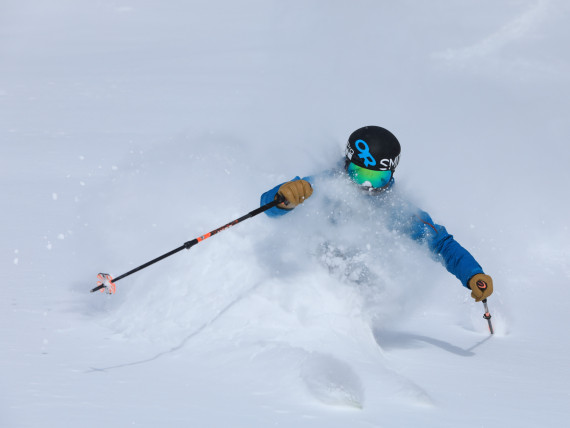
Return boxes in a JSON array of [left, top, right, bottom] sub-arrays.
[[260, 176, 313, 217], [406, 210, 484, 288]]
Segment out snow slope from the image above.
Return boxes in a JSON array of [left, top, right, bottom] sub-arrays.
[[2, 1, 570, 427]]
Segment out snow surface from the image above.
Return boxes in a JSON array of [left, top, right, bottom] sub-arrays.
[[2, 0, 570, 427]]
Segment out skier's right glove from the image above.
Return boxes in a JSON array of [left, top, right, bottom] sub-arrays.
[[468, 273, 494, 302], [276, 179, 313, 209]]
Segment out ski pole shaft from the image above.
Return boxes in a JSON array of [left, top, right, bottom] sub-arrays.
[[482, 298, 494, 335], [90, 197, 283, 293]]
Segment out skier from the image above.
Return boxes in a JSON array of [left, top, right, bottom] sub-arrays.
[[260, 126, 493, 302]]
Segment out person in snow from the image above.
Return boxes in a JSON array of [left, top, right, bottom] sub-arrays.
[[260, 126, 493, 302]]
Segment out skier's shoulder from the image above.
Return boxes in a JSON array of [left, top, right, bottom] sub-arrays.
[[381, 181, 445, 234], [378, 180, 420, 214]]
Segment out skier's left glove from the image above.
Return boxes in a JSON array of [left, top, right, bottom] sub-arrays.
[[468, 273, 493, 302]]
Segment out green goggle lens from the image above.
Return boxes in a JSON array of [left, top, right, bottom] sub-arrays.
[[346, 162, 392, 189]]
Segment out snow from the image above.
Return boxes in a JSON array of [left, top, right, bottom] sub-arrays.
[[2, 0, 570, 427]]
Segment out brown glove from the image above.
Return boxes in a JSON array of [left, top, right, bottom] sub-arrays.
[[468, 273, 493, 302], [276, 179, 313, 209]]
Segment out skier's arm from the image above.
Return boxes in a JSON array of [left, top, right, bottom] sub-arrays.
[[260, 177, 313, 217], [408, 210, 493, 298]]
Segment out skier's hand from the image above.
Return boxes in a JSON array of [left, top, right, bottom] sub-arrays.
[[468, 273, 493, 302], [276, 180, 313, 209]]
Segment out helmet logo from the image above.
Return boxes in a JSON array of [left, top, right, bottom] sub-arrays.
[[379, 154, 400, 171], [355, 140, 376, 167]]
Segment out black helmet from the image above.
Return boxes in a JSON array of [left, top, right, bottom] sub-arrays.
[[345, 126, 401, 172], [345, 126, 401, 191]]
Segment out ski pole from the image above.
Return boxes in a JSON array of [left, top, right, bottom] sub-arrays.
[[482, 298, 494, 335], [90, 196, 284, 294]]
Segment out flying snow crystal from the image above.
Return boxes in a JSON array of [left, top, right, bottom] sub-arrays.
[[57, 234, 65, 240], [52, 193, 58, 201]]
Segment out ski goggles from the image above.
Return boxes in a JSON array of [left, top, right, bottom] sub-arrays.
[[346, 162, 392, 189]]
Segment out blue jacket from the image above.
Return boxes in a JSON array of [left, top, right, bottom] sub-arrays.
[[260, 174, 484, 289]]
